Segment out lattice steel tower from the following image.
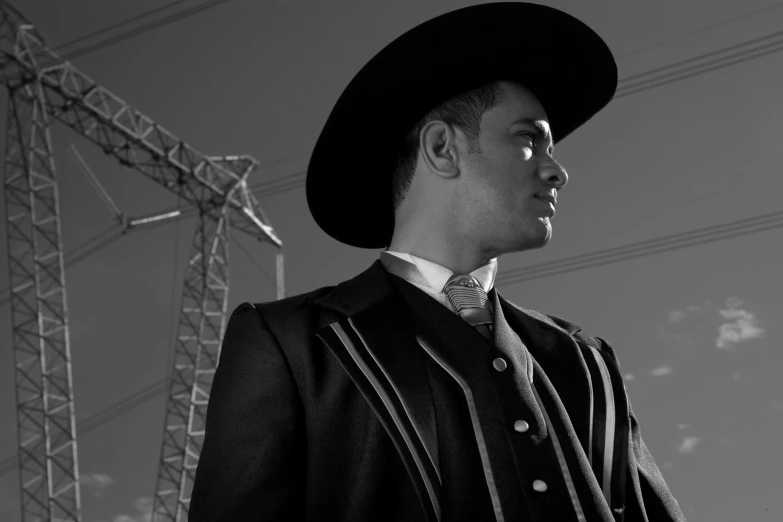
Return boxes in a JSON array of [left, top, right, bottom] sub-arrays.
[[0, 2, 284, 521]]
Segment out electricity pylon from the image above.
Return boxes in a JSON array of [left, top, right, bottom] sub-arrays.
[[0, 2, 284, 521]]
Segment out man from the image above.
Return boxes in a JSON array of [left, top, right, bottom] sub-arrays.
[[190, 3, 687, 521]]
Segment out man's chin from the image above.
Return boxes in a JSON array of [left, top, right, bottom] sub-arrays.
[[527, 219, 553, 248], [506, 228, 551, 254]]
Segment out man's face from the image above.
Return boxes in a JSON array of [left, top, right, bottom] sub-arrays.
[[456, 81, 568, 256]]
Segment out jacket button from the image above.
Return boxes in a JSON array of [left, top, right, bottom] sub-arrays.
[[514, 420, 529, 433], [532, 479, 548, 492], [492, 358, 507, 371]]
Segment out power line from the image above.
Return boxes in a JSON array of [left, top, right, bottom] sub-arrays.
[[618, 27, 783, 85], [616, 29, 783, 98], [0, 210, 193, 310], [135, 169, 307, 225], [496, 210, 783, 287], [617, 0, 783, 59], [232, 234, 277, 287], [0, 225, 123, 308], [77, 378, 169, 433], [256, 152, 309, 169], [61, 0, 239, 60], [0, 161, 295, 309], [242, 25, 783, 199], [504, 210, 783, 278], [251, 170, 307, 198], [52, 0, 196, 51], [0, 377, 170, 477]]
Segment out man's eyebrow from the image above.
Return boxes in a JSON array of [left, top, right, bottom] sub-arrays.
[[510, 118, 554, 149], [510, 118, 549, 133]]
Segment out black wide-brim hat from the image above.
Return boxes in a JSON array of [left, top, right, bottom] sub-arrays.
[[306, 2, 617, 249]]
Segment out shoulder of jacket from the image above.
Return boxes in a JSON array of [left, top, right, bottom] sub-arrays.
[[544, 312, 609, 353], [247, 284, 336, 317]]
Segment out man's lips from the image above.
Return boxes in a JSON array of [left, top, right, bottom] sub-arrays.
[[535, 195, 556, 217], [536, 194, 556, 205]]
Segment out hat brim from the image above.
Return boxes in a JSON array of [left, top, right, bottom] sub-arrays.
[[306, 2, 618, 249]]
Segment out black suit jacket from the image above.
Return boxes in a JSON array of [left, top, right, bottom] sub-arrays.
[[190, 260, 686, 521]]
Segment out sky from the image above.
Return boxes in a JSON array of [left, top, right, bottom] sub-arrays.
[[1, 0, 782, 520]]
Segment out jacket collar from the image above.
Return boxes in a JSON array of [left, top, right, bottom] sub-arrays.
[[313, 260, 394, 317], [314, 259, 585, 343]]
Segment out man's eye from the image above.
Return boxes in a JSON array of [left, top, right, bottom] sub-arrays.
[[517, 133, 537, 147]]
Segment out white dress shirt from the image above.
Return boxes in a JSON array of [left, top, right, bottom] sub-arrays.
[[383, 250, 498, 314]]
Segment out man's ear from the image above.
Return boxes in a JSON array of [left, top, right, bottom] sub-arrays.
[[419, 120, 460, 179]]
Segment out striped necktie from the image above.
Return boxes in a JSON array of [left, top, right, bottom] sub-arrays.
[[442, 274, 493, 341]]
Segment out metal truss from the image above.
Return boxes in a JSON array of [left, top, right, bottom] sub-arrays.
[[0, 2, 283, 521], [3, 68, 82, 522], [0, 5, 280, 248], [151, 198, 233, 522]]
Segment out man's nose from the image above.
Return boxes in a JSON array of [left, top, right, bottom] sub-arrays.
[[540, 157, 568, 189]]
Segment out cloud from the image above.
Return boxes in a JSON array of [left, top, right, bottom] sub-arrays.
[[667, 305, 701, 324], [650, 365, 673, 377], [668, 310, 687, 323], [678, 436, 701, 453], [662, 298, 765, 350], [113, 496, 153, 522], [623, 373, 635, 381], [715, 297, 765, 349], [676, 423, 691, 430], [79, 473, 113, 498]]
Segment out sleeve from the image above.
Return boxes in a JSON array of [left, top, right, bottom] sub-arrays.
[[626, 404, 687, 521], [189, 302, 306, 522], [596, 337, 687, 522]]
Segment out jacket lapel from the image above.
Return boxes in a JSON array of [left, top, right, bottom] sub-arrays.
[[496, 291, 630, 521], [495, 292, 594, 454], [389, 273, 525, 521], [313, 261, 442, 522]]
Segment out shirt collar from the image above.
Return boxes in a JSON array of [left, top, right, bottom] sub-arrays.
[[383, 250, 498, 294]]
